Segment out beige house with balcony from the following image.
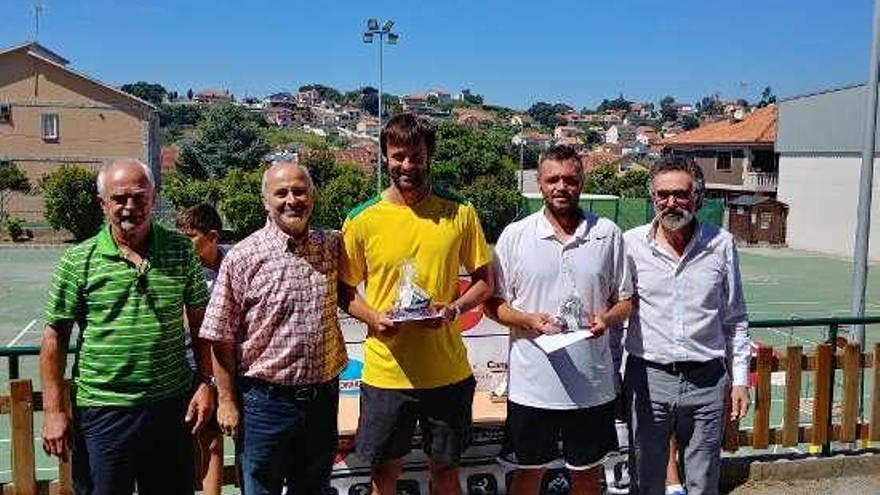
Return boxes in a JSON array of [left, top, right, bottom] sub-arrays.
[[662, 104, 778, 203], [0, 42, 158, 221]]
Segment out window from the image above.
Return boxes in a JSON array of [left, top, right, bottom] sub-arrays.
[[716, 151, 731, 171], [760, 212, 772, 230], [41, 113, 59, 140], [0, 103, 11, 123]]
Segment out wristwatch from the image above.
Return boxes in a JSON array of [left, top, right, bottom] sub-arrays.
[[449, 303, 462, 321]]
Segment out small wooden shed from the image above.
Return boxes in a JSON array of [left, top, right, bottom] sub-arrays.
[[728, 195, 788, 245]]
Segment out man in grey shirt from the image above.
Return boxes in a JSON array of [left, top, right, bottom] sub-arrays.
[[623, 155, 750, 495], [487, 145, 632, 495]]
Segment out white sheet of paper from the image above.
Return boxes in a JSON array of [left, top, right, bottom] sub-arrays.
[[534, 329, 594, 354]]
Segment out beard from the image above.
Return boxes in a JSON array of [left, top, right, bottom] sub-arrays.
[[390, 167, 428, 191], [659, 209, 694, 231]]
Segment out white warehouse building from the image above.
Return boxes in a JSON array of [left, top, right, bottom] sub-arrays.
[[776, 84, 880, 260]]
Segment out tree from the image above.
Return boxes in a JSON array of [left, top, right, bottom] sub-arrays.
[[616, 169, 651, 198], [312, 164, 373, 230], [41, 165, 103, 240], [218, 168, 265, 237], [463, 92, 484, 105], [300, 148, 338, 189], [120, 82, 167, 105], [696, 93, 723, 116], [430, 121, 521, 241], [187, 88, 194, 101], [0, 161, 31, 220], [597, 94, 633, 113], [659, 95, 678, 122], [158, 103, 203, 127], [758, 86, 776, 108], [584, 164, 619, 195], [177, 104, 270, 179], [363, 92, 402, 117], [681, 115, 700, 131], [161, 171, 221, 210], [298, 84, 343, 104], [527, 102, 564, 128], [461, 174, 522, 242]]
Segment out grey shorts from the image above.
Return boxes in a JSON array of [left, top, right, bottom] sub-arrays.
[[355, 376, 476, 465]]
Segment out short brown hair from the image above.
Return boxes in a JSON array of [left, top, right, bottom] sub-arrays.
[[538, 144, 584, 179], [176, 203, 222, 234], [380, 113, 436, 160], [539, 144, 582, 167]]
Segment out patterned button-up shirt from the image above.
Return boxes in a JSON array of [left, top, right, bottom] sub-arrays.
[[200, 220, 347, 385]]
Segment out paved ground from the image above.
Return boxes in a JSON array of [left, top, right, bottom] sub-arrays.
[[728, 476, 880, 494]]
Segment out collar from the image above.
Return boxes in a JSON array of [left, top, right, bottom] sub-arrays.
[[263, 218, 310, 252], [535, 207, 590, 241], [647, 218, 704, 257], [95, 222, 159, 258]]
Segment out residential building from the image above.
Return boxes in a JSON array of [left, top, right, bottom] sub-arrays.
[[662, 104, 778, 203], [194, 88, 231, 105], [0, 42, 158, 221], [356, 117, 380, 138], [776, 84, 880, 259], [401, 93, 431, 114], [426, 88, 451, 104], [297, 88, 321, 106]]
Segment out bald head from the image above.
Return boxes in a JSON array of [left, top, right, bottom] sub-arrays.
[[262, 161, 315, 237], [97, 158, 155, 198], [97, 158, 157, 238], [261, 160, 314, 198]]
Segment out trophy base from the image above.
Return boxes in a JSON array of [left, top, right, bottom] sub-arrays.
[[387, 308, 441, 324]]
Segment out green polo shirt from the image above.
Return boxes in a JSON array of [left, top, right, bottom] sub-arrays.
[[45, 222, 210, 407]]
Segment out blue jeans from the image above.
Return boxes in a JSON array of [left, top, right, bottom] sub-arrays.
[[238, 377, 339, 495]]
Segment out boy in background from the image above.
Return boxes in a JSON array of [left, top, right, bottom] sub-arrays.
[[177, 203, 227, 495]]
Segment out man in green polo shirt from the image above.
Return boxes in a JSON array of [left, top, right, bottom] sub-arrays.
[[38, 158, 216, 495]]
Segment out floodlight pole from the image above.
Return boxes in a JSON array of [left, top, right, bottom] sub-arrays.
[[850, 0, 880, 348], [363, 19, 397, 194]]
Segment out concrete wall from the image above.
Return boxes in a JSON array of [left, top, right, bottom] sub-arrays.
[[777, 155, 880, 260]]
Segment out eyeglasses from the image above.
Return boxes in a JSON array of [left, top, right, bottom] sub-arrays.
[[653, 189, 693, 203]]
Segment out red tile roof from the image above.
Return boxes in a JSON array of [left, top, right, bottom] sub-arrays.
[[663, 105, 776, 146]]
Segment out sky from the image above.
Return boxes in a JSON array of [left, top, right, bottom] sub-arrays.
[[0, 0, 875, 110]]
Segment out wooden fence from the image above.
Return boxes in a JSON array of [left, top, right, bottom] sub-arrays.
[[0, 343, 878, 494]]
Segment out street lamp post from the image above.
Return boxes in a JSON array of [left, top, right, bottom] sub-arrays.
[[363, 18, 398, 194]]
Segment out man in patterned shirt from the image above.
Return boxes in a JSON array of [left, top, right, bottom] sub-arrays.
[[39, 158, 216, 495], [200, 160, 347, 495]]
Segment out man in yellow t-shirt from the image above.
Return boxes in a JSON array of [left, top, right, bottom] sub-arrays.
[[339, 113, 494, 495]]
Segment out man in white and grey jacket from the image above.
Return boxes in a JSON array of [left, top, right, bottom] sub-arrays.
[[623, 155, 751, 495]]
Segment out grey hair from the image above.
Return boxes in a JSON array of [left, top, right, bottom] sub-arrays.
[[96, 158, 155, 197], [261, 160, 315, 197]]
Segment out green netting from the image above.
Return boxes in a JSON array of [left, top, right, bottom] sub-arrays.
[[522, 196, 724, 230]]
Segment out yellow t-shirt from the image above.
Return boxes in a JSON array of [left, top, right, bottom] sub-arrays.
[[340, 192, 492, 389]]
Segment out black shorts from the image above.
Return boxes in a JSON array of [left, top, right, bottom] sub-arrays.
[[355, 376, 476, 465], [500, 399, 618, 470]]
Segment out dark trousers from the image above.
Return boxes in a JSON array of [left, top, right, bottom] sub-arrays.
[[72, 394, 194, 495], [237, 377, 339, 495]]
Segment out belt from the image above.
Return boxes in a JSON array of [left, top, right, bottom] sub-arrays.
[[240, 376, 336, 401], [637, 356, 723, 375]]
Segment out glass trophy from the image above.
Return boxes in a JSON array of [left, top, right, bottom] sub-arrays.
[[553, 260, 591, 333], [388, 259, 440, 323]]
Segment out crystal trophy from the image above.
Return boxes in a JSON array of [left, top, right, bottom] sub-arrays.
[[553, 260, 590, 333], [387, 259, 440, 323]]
